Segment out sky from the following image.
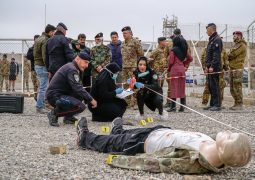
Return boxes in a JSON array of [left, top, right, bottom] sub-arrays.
[[0, 0, 255, 41]]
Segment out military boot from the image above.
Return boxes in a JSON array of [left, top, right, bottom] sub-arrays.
[[230, 104, 243, 110], [166, 100, 176, 112], [179, 97, 186, 112], [47, 110, 59, 127], [63, 116, 78, 124]]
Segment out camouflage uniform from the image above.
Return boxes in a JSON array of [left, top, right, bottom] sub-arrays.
[[164, 40, 173, 104], [23, 59, 31, 92], [110, 145, 220, 174], [31, 71, 38, 93], [0, 57, 10, 92], [228, 39, 247, 106], [149, 45, 167, 87], [121, 37, 144, 107], [91, 44, 111, 79], [201, 47, 229, 106]]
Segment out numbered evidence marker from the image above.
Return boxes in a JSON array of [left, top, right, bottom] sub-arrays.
[[105, 154, 119, 164], [139, 119, 147, 126], [101, 126, 110, 133], [146, 117, 153, 123]]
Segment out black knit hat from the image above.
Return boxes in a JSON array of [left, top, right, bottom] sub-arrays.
[[78, 52, 91, 61]]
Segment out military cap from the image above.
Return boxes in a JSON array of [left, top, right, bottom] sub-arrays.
[[121, 26, 131, 32], [45, 24, 56, 33], [173, 28, 181, 35], [78, 52, 91, 61], [233, 31, 243, 37], [158, 37, 166, 42], [95, 32, 103, 38], [57, 22, 68, 30], [206, 23, 216, 29]]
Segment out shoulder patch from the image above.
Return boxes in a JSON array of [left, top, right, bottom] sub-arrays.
[[215, 43, 218, 47], [74, 74, 80, 82], [153, 74, 158, 80]]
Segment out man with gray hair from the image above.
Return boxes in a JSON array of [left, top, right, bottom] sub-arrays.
[[45, 22, 75, 81]]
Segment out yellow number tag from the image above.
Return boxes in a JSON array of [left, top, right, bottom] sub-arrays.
[[139, 120, 146, 126], [146, 117, 153, 123], [101, 126, 110, 133], [105, 154, 119, 164]]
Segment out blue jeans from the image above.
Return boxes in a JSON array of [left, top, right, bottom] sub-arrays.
[[35, 65, 49, 109]]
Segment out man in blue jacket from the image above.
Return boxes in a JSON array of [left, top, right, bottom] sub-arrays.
[[107, 31, 122, 83], [45, 22, 75, 81]]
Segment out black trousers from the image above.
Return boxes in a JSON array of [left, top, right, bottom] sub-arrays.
[[88, 100, 127, 122], [80, 125, 167, 155], [137, 92, 163, 115], [48, 95, 86, 117], [208, 74, 220, 107]]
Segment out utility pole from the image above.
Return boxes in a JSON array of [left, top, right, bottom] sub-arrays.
[[44, 4, 47, 26]]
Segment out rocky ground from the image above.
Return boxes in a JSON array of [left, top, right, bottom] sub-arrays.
[[0, 96, 254, 180]]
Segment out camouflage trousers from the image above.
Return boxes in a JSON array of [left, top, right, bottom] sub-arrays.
[[166, 72, 171, 103], [31, 71, 38, 93], [122, 67, 137, 108], [0, 75, 9, 92], [230, 70, 243, 105], [23, 74, 29, 92], [202, 73, 225, 106]]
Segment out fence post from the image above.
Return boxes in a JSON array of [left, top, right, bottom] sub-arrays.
[[21, 40, 24, 93], [225, 24, 228, 42]]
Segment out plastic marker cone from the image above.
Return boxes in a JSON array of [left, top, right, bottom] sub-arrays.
[[101, 126, 110, 133], [106, 154, 119, 164], [146, 117, 153, 123], [139, 120, 146, 126]]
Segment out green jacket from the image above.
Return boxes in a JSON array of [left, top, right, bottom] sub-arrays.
[[110, 145, 221, 174], [33, 32, 50, 66], [228, 39, 247, 70]]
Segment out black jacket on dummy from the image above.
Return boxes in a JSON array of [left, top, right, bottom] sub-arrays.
[[133, 67, 163, 113], [89, 63, 127, 122]]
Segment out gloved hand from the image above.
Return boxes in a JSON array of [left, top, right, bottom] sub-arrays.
[[115, 88, 124, 94], [127, 78, 131, 85], [134, 82, 144, 89]]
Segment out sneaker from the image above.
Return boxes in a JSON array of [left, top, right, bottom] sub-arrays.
[[76, 117, 88, 147], [229, 105, 243, 110], [203, 106, 212, 110], [47, 110, 59, 127], [158, 110, 168, 121], [111, 117, 123, 129], [209, 106, 221, 111], [63, 116, 78, 124], [36, 108, 48, 114]]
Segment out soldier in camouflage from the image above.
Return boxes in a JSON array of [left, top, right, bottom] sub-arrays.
[[228, 31, 247, 110], [91, 32, 111, 80], [121, 26, 144, 108], [76, 117, 252, 174], [23, 57, 31, 92], [0, 54, 10, 92], [148, 37, 168, 87], [201, 45, 229, 107]]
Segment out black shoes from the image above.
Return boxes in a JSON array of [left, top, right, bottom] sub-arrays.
[[76, 117, 88, 147], [163, 102, 171, 108], [111, 117, 123, 129], [47, 110, 59, 127], [203, 106, 221, 111], [63, 116, 79, 124], [203, 106, 212, 110]]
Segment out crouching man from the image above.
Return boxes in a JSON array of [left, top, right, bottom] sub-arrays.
[[76, 117, 252, 174], [46, 52, 97, 127]]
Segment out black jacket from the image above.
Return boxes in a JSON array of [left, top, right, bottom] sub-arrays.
[[46, 61, 92, 102], [45, 31, 75, 74], [205, 32, 222, 72], [26, 46, 35, 71], [90, 69, 117, 103]]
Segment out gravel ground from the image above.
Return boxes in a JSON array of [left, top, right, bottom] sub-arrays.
[[0, 97, 254, 180]]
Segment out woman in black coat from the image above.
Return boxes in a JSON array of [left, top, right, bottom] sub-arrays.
[[133, 56, 168, 121], [88, 62, 127, 122]]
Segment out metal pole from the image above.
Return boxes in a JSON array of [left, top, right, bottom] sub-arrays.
[[198, 23, 201, 41], [153, 25, 155, 42], [44, 4, 46, 26], [252, 26, 254, 48], [225, 24, 228, 42], [246, 19, 255, 91], [21, 40, 24, 93]]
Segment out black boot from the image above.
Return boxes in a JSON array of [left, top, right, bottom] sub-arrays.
[[63, 116, 78, 124], [179, 97, 186, 112], [47, 109, 59, 127], [163, 102, 171, 108], [166, 100, 176, 112]]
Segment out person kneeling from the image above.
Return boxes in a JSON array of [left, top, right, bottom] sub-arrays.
[[46, 52, 97, 127], [88, 62, 127, 122], [76, 117, 252, 174], [132, 56, 167, 121]]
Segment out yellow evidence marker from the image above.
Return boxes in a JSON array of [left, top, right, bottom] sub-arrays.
[[146, 117, 153, 123], [105, 154, 119, 164], [101, 126, 110, 133], [139, 119, 146, 126]]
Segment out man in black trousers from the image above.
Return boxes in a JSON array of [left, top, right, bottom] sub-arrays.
[[204, 23, 222, 111]]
